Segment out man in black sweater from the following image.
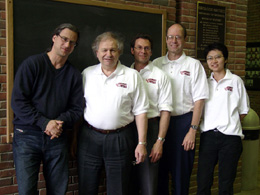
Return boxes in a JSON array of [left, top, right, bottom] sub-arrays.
[[11, 23, 84, 195]]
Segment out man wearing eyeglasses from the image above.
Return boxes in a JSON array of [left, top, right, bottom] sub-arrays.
[[11, 23, 84, 195], [153, 24, 209, 195], [129, 33, 173, 195]]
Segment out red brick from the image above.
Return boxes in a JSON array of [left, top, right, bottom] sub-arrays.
[[1, 152, 13, 161], [0, 161, 14, 170], [0, 185, 18, 194], [0, 177, 12, 187], [0, 144, 12, 153]]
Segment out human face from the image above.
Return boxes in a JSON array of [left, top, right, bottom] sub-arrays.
[[52, 28, 77, 57], [96, 38, 120, 69], [166, 24, 185, 57], [206, 49, 227, 73], [131, 38, 152, 65]]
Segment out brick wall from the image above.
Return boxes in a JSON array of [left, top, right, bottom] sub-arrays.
[[0, 0, 249, 194], [247, 0, 260, 43]]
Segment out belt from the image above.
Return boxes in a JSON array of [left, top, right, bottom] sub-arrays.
[[85, 121, 132, 134], [148, 117, 159, 121], [203, 128, 219, 133]]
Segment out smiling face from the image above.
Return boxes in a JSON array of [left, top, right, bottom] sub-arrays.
[[96, 38, 120, 69], [52, 28, 77, 58], [166, 24, 185, 58], [206, 49, 227, 73], [131, 38, 152, 65]]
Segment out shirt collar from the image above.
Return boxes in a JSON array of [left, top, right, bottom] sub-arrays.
[[130, 61, 153, 72], [163, 52, 186, 65], [210, 69, 232, 81], [94, 61, 125, 76]]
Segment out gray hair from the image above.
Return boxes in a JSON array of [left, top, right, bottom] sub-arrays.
[[92, 32, 124, 56]]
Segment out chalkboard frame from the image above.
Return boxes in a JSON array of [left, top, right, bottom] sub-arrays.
[[6, 0, 167, 142]]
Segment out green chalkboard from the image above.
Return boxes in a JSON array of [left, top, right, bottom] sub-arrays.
[[13, 0, 166, 72]]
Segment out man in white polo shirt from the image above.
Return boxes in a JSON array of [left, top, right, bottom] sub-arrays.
[[153, 23, 209, 195], [77, 32, 149, 195], [130, 33, 173, 195]]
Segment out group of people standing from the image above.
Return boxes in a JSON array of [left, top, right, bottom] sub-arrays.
[[11, 22, 250, 195]]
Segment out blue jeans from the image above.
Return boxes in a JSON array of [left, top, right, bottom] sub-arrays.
[[13, 127, 69, 195], [197, 130, 242, 195]]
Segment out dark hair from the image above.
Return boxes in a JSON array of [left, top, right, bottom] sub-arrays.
[[92, 31, 124, 56], [47, 23, 80, 52], [204, 42, 228, 68], [130, 33, 153, 50], [167, 23, 187, 39]]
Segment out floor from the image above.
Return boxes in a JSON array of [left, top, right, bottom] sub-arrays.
[[235, 139, 260, 195]]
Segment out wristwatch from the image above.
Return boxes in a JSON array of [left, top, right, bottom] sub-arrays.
[[157, 137, 165, 142], [138, 141, 147, 146], [190, 125, 198, 130]]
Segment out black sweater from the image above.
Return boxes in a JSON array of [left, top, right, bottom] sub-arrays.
[[11, 53, 84, 131]]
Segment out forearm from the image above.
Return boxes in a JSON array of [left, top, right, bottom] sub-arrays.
[[135, 113, 148, 142], [158, 111, 171, 139], [191, 99, 205, 127]]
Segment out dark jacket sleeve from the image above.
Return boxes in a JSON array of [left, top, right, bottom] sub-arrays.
[[11, 58, 50, 131]]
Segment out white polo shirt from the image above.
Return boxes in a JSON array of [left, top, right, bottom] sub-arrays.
[[153, 52, 209, 116], [82, 62, 149, 130], [131, 62, 173, 119], [200, 69, 250, 138]]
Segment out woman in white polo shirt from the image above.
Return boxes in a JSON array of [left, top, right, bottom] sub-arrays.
[[197, 42, 250, 195]]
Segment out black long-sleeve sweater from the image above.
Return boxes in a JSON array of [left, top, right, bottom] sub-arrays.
[[11, 53, 84, 131]]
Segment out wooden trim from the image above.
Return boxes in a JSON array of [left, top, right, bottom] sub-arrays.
[[6, 0, 14, 143]]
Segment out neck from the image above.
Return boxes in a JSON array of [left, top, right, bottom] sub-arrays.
[[47, 51, 67, 69], [134, 61, 148, 72], [168, 51, 182, 61], [101, 63, 118, 77], [213, 70, 226, 82]]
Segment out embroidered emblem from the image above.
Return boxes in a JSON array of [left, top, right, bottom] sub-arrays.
[[146, 78, 157, 84], [180, 71, 190, 76], [225, 86, 233, 92], [116, 83, 127, 88], [16, 128, 24, 132]]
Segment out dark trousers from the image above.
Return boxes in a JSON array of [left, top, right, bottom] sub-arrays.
[[158, 112, 194, 195], [13, 127, 69, 195], [197, 130, 242, 195], [77, 123, 135, 195], [131, 118, 159, 195]]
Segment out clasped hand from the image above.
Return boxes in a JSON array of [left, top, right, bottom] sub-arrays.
[[44, 120, 64, 140]]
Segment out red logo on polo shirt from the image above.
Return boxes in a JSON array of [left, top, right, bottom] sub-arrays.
[[180, 71, 190, 76], [225, 86, 233, 92], [146, 78, 157, 84], [116, 83, 127, 88]]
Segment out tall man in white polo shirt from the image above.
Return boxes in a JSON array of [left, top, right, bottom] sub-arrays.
[[153, 23, 209, 195], [130, 34, 173, 195], [78, 32, 149, 195]]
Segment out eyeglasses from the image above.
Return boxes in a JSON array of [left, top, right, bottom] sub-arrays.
[[206, 55, 223, 62], [58, 35, 77, 47], [166, 35, 182, 41], [134, 46, 151, 51]]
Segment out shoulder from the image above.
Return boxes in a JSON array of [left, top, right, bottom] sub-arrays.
[[151, 64, 167, 76], [82, 64, 98, 75], [65, 61, 81, 75], [152, 56, 165, 67], [16, 53, 47, 72], [185, 55, 202, 66]]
